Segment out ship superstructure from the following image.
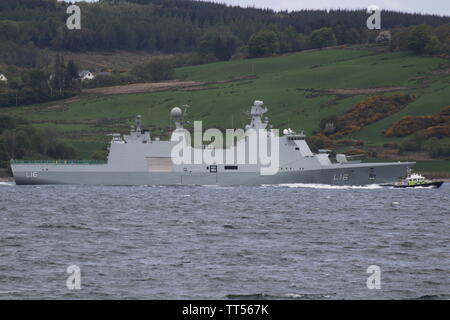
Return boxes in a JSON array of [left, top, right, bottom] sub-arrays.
[[11, 101, 414, 185]]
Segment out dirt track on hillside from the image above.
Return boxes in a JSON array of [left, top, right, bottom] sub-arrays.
[[298, 86, 412, 97], [82, 80, 205, 95], [324, 87, 410, 95], [82, 75, 258, 95]]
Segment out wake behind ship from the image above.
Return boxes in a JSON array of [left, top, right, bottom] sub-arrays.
[[11, 101, 414, 186]]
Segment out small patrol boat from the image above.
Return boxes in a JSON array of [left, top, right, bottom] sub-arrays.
[[392, 173, 444, 189]]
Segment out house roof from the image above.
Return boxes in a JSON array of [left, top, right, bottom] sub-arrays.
[[78, 70, 93, 77]]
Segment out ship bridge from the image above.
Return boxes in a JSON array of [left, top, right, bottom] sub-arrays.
[[246, 100, 269, 130], [285, 131, 306, 141]]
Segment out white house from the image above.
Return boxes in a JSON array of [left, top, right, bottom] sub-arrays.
[[376, 30, 392, 43], [78, 70, 95, 81], [0, 73, 7, 82]]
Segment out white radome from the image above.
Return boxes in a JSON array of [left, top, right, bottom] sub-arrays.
[[170, 107, 182, 119]]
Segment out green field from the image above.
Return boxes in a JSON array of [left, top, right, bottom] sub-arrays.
[[1, 45, 449, 167], [414, 160, 450, 172]]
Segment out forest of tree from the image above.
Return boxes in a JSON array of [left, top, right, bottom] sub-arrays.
[[0, 53, 81, 107], [0, 0, 448, 53], [0, 114, 78, 170], [0, 0, 449, 108]]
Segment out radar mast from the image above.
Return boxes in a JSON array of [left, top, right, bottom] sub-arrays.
[[171, 105, 189, 129], [248, 100, 268, 130]]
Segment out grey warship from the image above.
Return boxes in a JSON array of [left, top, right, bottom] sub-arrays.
[[11, 100, 414, 186]]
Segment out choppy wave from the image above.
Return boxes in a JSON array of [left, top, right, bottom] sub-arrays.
[[0, 290, 22, 294], [395, 186, 436, 190], [0, 183, 448, 299], [226, 293, 332, 300], [263, 183, 383, 190], [413, 294, 450, 300], [0, 181, 15, 186], [202, 185, 235, 189]]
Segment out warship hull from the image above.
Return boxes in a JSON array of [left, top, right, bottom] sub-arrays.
[[12, 162, 413, 186], [10, 101, 416, 186]]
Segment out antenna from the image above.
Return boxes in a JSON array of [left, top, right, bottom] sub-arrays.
[[134, 115, 142, 136], [181, 104, 189, 125]]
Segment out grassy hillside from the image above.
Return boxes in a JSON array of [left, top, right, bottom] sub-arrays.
[[1, 45, 449, 170]]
